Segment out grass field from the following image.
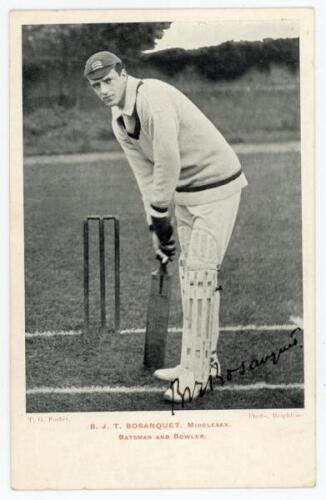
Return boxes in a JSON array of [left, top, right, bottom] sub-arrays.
[[23, 84, 300, 156], [26, 328, 304, 413], [24, 147, 303, 412]]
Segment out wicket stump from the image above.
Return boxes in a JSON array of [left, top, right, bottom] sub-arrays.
[[83, 216, 120, 334]]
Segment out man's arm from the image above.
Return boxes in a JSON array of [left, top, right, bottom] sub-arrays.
[[112, 121, 153, 225], [142, 97, 182, 216], [138, 95, 181, 259]]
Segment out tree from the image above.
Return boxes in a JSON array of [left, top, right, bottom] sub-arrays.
[[144, 37, 299, 81], [23, 22, 171, 107], [23, 23, 171, 71], [142, 48, 189, 76]]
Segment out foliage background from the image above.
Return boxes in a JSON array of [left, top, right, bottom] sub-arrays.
[[22, 24, 300, 155]]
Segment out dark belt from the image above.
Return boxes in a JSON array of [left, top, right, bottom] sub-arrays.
[[176, 168, 242, 193]]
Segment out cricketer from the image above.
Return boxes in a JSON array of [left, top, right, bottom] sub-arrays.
[[84, 51, 248, 403]]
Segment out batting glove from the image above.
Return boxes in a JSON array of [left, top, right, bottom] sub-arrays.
[[151, 229, 176, 263], [150, 205, 173, 244]]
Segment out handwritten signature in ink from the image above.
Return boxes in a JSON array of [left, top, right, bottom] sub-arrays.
[[169, 327, 303, 415]]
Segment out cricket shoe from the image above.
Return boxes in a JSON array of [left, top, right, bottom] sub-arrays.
[[154, 353, 221, 382], [163, 369, 202, 403], [210, 351, 222, 378], [153, 364, 183, 382]]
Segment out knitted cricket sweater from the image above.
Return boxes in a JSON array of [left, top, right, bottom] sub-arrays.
[[111, 75, 247, 224]]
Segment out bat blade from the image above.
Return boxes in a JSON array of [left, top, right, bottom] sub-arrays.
[[144, 263, 171, 370]]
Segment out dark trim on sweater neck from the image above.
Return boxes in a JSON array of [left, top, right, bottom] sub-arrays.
[[118, 81, 143, 140]]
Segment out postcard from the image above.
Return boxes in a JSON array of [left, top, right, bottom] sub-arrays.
[[10, 7, 315, 489]]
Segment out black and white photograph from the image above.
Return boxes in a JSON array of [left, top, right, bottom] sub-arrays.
[[9, 7, 315, 490], [22, 16, 306, 413]]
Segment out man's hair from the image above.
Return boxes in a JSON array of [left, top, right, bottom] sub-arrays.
[[115, 62, 126, 75]]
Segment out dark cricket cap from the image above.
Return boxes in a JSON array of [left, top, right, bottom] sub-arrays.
[[84, 51, 122, 80]]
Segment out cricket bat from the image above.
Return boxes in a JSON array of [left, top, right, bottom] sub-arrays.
[[144, 260, 171, 370]]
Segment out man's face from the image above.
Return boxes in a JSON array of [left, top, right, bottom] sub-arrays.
[[88, 67, 127, 108]]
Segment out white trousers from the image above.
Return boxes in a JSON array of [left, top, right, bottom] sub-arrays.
[[174, 191, 242, 382], [175, 191, 242, 267]]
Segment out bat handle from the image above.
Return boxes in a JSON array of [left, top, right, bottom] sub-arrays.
[[156, 249, 169, 268], [160, 261, 168, 274]]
